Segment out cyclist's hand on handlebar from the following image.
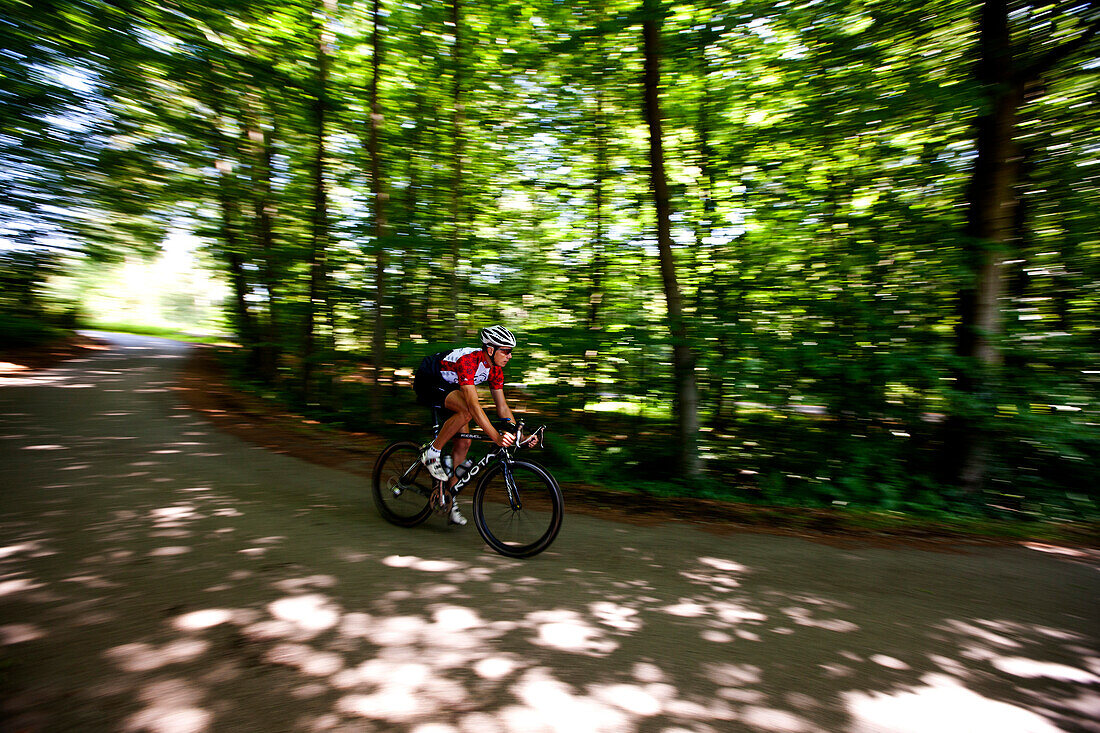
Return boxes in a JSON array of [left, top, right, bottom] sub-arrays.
[[496, 419, 517, 447], [522, 434, 540, 447]]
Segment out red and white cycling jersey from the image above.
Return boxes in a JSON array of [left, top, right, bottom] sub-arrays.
[[439, 347, 504, 390]]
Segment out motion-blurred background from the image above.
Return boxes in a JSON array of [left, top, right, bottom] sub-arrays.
[[2, 0, 1097, 524]]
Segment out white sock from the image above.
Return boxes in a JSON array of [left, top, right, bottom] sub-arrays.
[[424, 445, 441, 458]]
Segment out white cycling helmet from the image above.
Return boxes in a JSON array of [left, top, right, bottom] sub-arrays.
[[480, 325, 517, 349]]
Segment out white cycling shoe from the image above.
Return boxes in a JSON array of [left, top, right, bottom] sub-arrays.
[[420, 446, 450, 482], [448, 502, 468, 526]]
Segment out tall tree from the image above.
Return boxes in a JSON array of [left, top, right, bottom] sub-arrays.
[[240, 82, 281, 382], [450, 0, 465, 338], [641, 0, 702, 478], [304, 0, 335, 395], [949, 0, 1099, 492], [367, 0, 388, 385]]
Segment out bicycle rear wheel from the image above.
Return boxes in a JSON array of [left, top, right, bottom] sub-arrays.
[[472, 459, 563, 558], [372, 441, 433, 527]]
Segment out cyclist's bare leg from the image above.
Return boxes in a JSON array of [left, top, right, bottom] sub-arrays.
[[442, 391, 472, 490], [449, 434, 471, 488], [430, 391, 473, 452], [433, 392, 474, 525]]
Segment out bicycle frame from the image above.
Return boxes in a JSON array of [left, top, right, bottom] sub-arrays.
[[401, 424, 545, 511], [448, 432, 500, 495]]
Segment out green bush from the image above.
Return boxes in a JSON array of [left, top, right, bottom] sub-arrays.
[[0, 314, 68, 348]]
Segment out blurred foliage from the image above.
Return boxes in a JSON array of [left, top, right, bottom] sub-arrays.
[[2, 0, 1098, 522]]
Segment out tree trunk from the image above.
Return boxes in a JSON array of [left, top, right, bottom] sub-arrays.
[[402, 91, 427, 340], [450, 0, 464, 339], [642, 0, 702, 479], [948, 1, 1097, 492], [693, 17, 723, 427], [242, 88, 279, 383], [368, 0, 388, 389], [220, 221, 258, 355], [583, 6, 608, 405], [304, 1, 334, 398], [587, 84, 607, 334], [205, 72, 260, 374]]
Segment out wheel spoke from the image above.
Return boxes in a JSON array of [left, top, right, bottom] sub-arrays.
[[473, 461, 562, 558], [372, 443, 433, 527]]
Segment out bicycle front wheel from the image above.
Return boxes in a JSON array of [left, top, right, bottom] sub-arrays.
[[372, 441, 433, 527], [472, 459, 563, 558]]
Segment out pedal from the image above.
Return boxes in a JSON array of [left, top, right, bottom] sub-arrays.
[[430, 483, 448, 512]]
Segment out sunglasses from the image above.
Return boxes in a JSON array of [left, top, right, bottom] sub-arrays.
[[497, 348, 513, 355]]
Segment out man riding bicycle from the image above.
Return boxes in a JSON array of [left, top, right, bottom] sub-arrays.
[[413, 325, 535, 526]]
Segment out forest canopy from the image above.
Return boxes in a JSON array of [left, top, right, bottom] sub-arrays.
[[2, 0, 1098, 520]]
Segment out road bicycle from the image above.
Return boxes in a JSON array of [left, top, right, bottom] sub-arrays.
[[371, 420, 563, 558]]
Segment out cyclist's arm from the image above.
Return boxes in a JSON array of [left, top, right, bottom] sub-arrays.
[[491, 388, 514, 424], [492, 388, 538, 446], [459, 384, 506, 445]]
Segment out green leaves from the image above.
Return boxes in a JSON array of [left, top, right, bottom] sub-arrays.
[[3, 0, 1097, 515]]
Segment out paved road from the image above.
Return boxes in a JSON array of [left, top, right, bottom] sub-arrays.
[[1, 332, 1097, 733]]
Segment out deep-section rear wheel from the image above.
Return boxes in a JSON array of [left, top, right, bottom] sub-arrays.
[[372, 441, 433, 527], [472, 459, 562, 558]]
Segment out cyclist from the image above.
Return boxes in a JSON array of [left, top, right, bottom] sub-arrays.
[[413, 325, 532, 525]]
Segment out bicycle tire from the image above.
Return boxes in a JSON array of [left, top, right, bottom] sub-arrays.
[[372, 441, 433, 527], [472, 458, 563, 558]]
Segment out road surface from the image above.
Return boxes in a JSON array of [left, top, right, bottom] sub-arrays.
[[1, 332, 1097, 732]]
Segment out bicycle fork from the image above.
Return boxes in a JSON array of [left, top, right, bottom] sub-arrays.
[[500, 459, 523, 511]]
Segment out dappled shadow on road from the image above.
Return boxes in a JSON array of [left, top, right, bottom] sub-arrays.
[[2, 337, 1099, 732], [3, 476, 1097, 732]]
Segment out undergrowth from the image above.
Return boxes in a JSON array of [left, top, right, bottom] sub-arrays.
[[209, 345, 1100, 545]]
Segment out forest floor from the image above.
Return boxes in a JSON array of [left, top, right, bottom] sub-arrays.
[[3, 331, 1097, 554]]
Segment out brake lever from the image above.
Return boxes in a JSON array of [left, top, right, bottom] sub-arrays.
[[522, 425, 545, 449]]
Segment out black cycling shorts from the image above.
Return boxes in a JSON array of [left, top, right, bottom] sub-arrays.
[[413, 352, 459, 410]]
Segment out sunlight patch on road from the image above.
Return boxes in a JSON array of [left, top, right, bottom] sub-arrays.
[[991, 657, 1100, 684], [525, 609, 618, 655], [173, 609, 234, 631], [589, 682, 664, 715], [0, 373, 88, 387], [713, 600, 768, 625], [266, 642, 345, 676], [705, 662, 764, 687], [432, 605, 482, 631], [123, 706, 210, 733], [663, 600, 708, 617], [741, 705, 814, 731], [0, 623, 45, 644], [941, 619, 1023, 650], [844, 673, 1062, 733], [508, 668, 632, 732], [383, 554, 466, 573], [0, 578, 43, 596], [336, 658, 465, 724], [122, 678, 211, 733], [0, 543, 41, 559], [589, 601, 641, 631], [268, 593, 341, 634], [475, 655, 520, 680], [150, 504, 202, 527], [149, 546, 191, 557], [870, 654, 910, 670], [698, 556, 749, 573], [105, 639, 211, 672], [781, 606, 860, 633], [681, 567, 743, 590]]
